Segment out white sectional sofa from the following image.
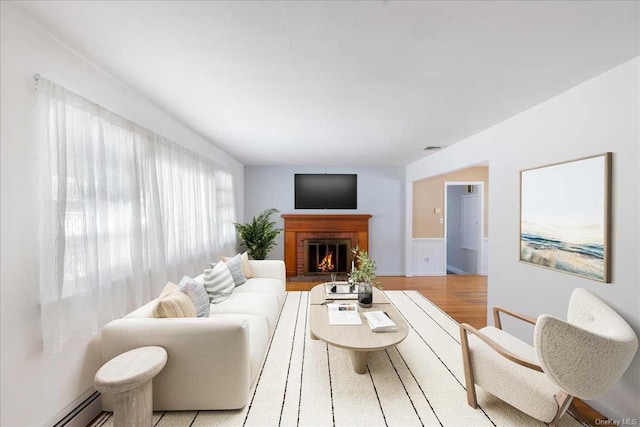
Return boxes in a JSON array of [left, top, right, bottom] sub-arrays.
[[100, 260, 286, 411]]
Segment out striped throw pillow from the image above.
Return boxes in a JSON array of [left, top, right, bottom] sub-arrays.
[[203, 262, 235, 304], [178, 275, 210, 318]]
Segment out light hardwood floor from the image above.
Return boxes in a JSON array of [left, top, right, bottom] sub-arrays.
[[288, 275, 601, 426], [288, 275, 488, 328]]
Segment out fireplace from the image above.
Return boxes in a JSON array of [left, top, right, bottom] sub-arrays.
[[304, 239, 352, 275], [281, 214, 372, 278]]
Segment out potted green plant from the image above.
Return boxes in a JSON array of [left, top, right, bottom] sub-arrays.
[[349, 247, 382, 308], [234, 208, 282, 260]]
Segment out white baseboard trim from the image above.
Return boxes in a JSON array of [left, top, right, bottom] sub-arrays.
[[46, 387, 101, 427], [446, 265, 470, 275], [412, 271, 447, 277]]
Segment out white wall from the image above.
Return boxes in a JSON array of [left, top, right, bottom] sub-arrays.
[[0, 4, 244, 426], [244, 166, 405, 276], [406, 57, 640, 419]]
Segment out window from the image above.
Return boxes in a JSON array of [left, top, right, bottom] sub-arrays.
[[38, 78, 236, 352]]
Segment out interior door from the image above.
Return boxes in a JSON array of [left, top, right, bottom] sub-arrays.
[[461, 194, 479, 252]]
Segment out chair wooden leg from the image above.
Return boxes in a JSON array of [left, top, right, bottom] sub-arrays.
[[460, 324, 478, 408], [548, 391, 573, 427]]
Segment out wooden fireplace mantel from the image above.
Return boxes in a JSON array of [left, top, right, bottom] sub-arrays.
[[282, 214, 372, 277]]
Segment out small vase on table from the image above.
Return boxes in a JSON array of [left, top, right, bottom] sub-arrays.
[[358, 282, 373, 308]]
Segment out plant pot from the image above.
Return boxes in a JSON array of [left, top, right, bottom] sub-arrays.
[[358, 282, 373, 308]]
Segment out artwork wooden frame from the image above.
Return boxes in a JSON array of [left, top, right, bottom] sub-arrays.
[[520, 153, 611, 283]]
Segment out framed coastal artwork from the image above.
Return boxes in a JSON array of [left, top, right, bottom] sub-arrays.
[[520, 153, 611, 282]]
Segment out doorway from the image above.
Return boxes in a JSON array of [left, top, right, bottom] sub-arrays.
[[445, 182, 484, 275]]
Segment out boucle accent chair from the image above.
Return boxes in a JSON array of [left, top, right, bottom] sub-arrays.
[[459, 288, 638, 427]]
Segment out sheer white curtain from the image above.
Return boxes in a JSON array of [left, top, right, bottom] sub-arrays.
[[38, 78, 236, 352], [153, 140, 236, 280]]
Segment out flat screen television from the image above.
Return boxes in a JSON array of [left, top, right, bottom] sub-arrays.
[[295, 174, 357, 209]]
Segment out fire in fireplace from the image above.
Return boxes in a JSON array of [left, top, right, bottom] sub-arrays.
[[318, 251, 334, 272], [304, 239, 352, 275]]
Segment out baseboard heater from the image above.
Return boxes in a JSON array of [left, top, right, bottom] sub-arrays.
[[49, 389, 101, 427]]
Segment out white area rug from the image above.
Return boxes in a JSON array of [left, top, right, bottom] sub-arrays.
[[90, 291, 583, 427]]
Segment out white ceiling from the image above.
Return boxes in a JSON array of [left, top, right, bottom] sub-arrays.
[[18, 1, 639, 166]]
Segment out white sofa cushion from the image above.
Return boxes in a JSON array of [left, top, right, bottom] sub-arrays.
[[209, 313, 269, 384], [246, 260, 284, 284], [210, 292, 281, 334], [469, 326, 562, 423], [234, 277, 286, 306]]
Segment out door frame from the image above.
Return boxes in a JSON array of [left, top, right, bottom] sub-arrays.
[[444, 181, 485, 275]]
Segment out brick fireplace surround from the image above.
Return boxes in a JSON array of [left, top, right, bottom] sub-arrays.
[[281, 214, 372, 277]]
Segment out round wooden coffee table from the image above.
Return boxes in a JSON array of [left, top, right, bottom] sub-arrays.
[[308, 284, 409, 374]]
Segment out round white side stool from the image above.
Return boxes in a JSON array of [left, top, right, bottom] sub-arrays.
[[94, 346, 167, 427]]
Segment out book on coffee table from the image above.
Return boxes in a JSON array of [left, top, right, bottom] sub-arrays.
[[324, 282, 358, 300], [327, 303, 362, 325], [363, 311, 397, 332]]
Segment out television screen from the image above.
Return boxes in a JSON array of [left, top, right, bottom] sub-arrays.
[[295, 174, 357, 209]]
